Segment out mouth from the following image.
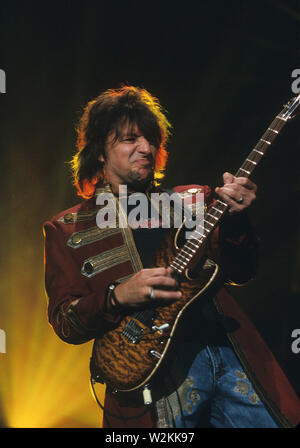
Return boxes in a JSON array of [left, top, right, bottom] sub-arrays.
[[134, 158, 153, 167]]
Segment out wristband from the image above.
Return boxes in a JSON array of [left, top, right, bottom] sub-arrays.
[[106, 282, 124, 313]]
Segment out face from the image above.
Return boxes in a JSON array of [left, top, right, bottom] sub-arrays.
[[99, 122, 157, 192]]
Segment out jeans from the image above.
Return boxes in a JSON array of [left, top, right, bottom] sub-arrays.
[[162, 343, 279, 428]]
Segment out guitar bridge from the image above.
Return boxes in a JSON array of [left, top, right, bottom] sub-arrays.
[[122, 319, 145, 344]]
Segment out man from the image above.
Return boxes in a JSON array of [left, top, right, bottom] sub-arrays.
[[43, 85, 300, 428]]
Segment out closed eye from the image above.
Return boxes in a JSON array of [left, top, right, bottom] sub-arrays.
[[123, 137, 136, 142], [121, 133, 141, 143]]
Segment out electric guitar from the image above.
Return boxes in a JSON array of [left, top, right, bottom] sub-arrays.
[[90, 93, 300, 395]]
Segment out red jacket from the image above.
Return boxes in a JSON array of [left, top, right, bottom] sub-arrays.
[[43, 184, 300, 428]]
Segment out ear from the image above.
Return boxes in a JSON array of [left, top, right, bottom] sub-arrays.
[[98, 153, 105, 163]]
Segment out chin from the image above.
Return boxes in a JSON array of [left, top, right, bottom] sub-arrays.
[[128, 170, 154, 190]]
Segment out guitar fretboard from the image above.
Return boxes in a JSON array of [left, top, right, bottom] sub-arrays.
[[170, 94, 300, 275]]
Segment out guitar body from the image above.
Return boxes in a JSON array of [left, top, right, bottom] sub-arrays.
[[91, 227, 223, 392]]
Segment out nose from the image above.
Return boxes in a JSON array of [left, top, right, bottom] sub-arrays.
[[137, 136, 152, 155]]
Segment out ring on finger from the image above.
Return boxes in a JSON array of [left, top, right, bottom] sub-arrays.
[[236, 194, 244, 204], [148, 287, 156, 301]]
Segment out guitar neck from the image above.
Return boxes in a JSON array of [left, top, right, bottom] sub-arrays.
[[235, 112, 288, 179], [170, 93, 300, 276]]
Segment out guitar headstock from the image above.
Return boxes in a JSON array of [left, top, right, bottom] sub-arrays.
[[281, 93, 300, 120]]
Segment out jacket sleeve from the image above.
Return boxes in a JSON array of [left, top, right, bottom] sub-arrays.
[[208, 207, 259, 285], [43, 220, 122, 345]]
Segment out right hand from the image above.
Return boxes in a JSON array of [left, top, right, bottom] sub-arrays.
[[114, 267, 182, 309]]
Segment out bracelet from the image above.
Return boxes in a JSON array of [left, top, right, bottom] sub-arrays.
[[106, 282, 124, 313]]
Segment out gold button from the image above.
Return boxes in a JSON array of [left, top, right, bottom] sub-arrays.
[[72, 234, 82, 245], [64, 213, 74, 223]]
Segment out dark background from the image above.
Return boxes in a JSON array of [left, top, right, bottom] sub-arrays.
[[0, 0, 299, 427]]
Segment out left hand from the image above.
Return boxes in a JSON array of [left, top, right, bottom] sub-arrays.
[[215, 172, 257, 214]]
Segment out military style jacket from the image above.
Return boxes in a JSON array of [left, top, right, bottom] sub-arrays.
[[43, 184, 300, 428]]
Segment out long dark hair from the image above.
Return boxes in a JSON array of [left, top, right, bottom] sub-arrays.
[[70, 85, 172, 199]]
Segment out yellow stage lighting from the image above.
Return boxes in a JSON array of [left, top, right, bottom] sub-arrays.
[[0, 274, 104, 428]]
